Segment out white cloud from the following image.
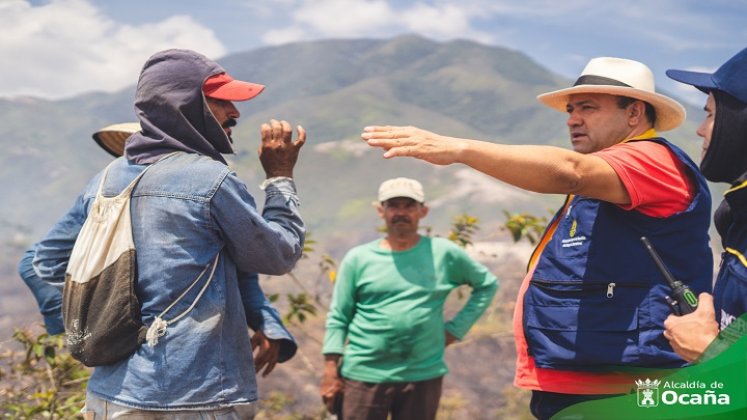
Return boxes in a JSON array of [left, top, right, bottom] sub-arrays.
[[295, 0, 393, 36], [0, 0, 226, 99], [260, 0, 493, 45], [259, 0, 397, 44], [400, 4, 492, 42], [428, 168, 529, 207], [262, 26, 312, 46]]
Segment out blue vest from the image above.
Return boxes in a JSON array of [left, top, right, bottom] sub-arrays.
[[523, 138, 713, 371]]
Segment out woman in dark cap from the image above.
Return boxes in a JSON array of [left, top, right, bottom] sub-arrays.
[[664, 47, 747, 361]]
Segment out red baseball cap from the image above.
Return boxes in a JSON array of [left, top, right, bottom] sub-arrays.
[[203, 72, 265, 101]]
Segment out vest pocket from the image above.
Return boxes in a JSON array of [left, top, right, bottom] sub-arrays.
[[524, 280, 642, 370]]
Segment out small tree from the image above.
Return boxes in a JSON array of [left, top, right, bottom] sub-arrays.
[[502, 210, 548, 245], [448, 213, 479, 248]]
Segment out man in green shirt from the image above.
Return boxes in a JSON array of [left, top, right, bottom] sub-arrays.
[[320, 177, 499, 420]]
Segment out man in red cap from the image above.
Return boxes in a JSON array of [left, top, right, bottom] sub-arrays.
[[21, 121, 298, 380], [33, 49, 306, 418]]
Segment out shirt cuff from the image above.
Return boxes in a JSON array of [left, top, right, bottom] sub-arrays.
[[260, 176, 293, 190]]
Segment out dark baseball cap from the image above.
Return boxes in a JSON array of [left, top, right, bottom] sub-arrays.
[[666, 47, 747, 104]]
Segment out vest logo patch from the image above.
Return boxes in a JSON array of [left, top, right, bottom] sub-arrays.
[[721, 309, 737, 330], [569, 219, 577, 237], [561, 235, 587, 248]]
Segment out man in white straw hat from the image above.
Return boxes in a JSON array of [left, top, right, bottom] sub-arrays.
[[361, 57, 713, 419], [91, 122, 141, 157]]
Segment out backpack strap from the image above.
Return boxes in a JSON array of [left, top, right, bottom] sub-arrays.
[[145, 251, 222, 347]]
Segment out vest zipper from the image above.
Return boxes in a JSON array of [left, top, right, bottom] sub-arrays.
[[530, 279, 648, 299], [607, 282, 616, 298]]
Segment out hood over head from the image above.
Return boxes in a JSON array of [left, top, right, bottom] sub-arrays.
[[125, 49, 242, 164], [666, 47, 747, 183], [700, 90, 747, 183]]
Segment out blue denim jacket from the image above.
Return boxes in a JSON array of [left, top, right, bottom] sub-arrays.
[[33, 152, 304, 410]]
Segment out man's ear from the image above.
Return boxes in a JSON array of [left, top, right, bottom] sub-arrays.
[[376, 202, 385, 219], [628, 101, 646, 126], [420, 204, 429, 218]]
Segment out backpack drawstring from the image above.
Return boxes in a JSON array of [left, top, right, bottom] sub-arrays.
[[145, 252, 221, 347]]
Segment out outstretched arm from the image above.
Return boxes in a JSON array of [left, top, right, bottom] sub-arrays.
[[361, 125, 630, 204]]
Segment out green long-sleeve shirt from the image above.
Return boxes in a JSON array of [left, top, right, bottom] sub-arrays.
[[322, 236, 498, 382]]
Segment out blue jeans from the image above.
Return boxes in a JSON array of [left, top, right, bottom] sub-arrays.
[[83, 394, 255, 419]]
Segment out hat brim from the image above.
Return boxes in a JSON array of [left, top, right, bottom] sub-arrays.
[[665, 69, 717, 94], [378, 193, 425, 203], [92, 122, 140, 157], [205, 80, 265, 102], [537, 85, 686, 131]]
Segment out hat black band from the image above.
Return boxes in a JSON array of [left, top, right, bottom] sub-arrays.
[[573, 75, 631, 88]]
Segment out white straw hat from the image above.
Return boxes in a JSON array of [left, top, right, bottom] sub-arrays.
[[537, 57, 686, 131], [92, 122, 140, 157]]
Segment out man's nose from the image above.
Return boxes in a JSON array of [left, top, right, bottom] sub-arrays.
[[227, 101, 240, 119], [566, 111, 581, 127]]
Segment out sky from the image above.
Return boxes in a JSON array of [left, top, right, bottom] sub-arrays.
[[2, 0, 746, 106]]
